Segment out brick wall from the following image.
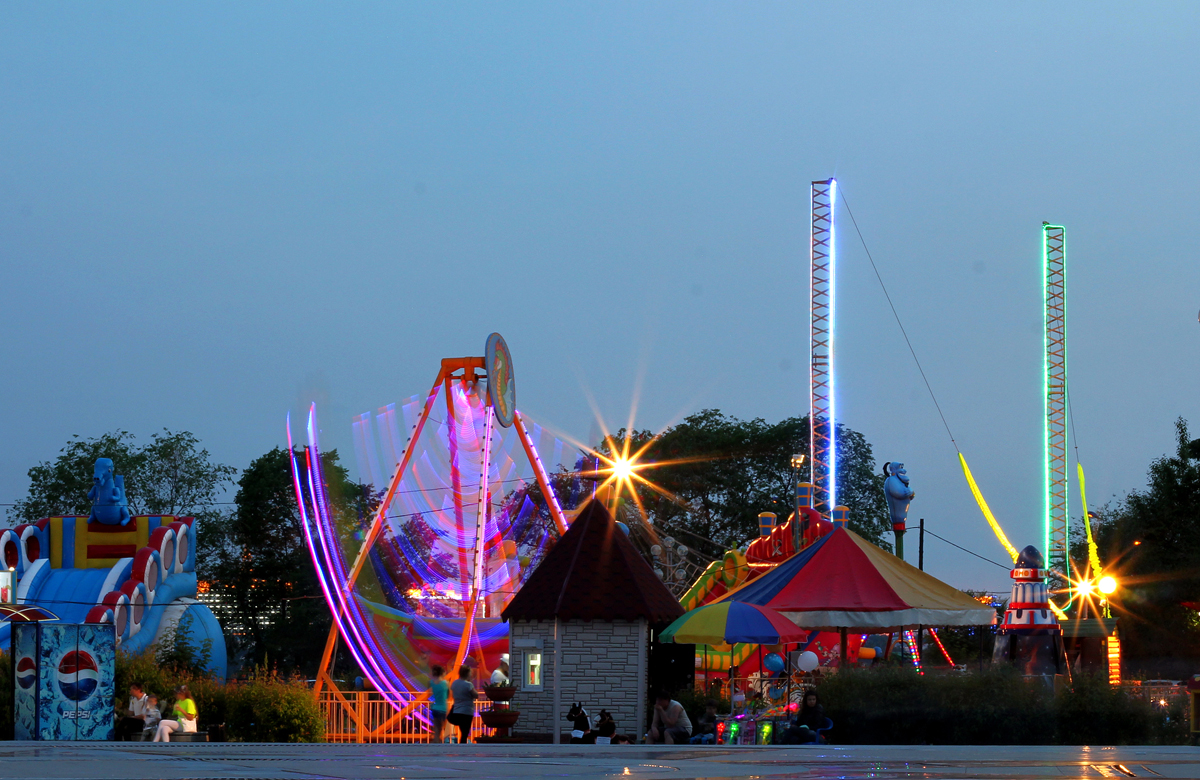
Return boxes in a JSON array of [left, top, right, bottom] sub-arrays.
[[508, 618, 647, 739]]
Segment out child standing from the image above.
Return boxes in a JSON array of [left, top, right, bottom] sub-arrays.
[[429, 665, 450, 743]]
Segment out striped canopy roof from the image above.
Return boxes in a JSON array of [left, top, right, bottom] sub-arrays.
[[724, 527, 996, 631]]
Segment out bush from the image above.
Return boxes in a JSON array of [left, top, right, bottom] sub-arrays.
[[1054, 672, 1154, 745], [820, 666, 1051, 745], [675, 686, 730, 724], [225, 665, 323, 743], [814, 666, 1189, 745], [115, 654, 319, 742]]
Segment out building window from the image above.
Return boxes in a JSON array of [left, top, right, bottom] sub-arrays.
[[524, 652, 543, 690]]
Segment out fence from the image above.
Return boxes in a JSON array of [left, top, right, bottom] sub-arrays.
[[318, 691, 496, 743], [1120, 681, 1190, 715]]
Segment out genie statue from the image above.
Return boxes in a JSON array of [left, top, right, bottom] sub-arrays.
[[88, 457, 132, 526], [883, 462, 915, 559]]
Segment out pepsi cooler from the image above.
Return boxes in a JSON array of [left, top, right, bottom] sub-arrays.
[[12, 623, 115, 740]]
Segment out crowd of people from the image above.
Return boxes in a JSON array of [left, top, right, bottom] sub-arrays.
[[115, 683, 199, 742], [424, 656, 825, 746]]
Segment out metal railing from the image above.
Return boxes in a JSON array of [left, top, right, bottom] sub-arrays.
[[318, 691, 497, 743], [1120, 681, 1190, 713]]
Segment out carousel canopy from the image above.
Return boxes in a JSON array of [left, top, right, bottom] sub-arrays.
[[0, 604, 59, 622], [725, 527, 996, 631]]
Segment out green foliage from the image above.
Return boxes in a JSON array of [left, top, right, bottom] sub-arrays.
[[8, 429, 236, 523], [674, 685, 730, 723], [156, 613, 214, 677], [114, 650, 228, 731], [1053, 672, 1155, 745], [114, 653, 320, 742], [815, 667, 1184, 745], [598, 410, 890, 550], [224, 665, 324, 743], [197, 446, 371, 676], [1075, 418, 1200, 677]]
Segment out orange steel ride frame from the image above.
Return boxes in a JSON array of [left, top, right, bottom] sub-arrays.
[[311, 356, 568, 734]]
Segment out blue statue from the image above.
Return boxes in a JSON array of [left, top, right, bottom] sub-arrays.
[[883, 462, 915, 559], [87, 458, 131, 526]]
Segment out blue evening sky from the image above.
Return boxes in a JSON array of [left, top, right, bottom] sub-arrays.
[[2, 3, 1198, 593]]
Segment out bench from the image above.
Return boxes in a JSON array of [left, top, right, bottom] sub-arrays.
[[131, 730, 208, 742]]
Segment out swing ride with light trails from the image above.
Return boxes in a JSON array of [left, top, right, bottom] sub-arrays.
[[293, 334, 575, 725]]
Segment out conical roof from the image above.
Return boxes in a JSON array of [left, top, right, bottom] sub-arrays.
[[725, 527, 995, 631], [502, 501, 684, 624]]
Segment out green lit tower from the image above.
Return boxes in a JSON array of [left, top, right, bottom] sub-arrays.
[[1043, 223, 1068, 576]]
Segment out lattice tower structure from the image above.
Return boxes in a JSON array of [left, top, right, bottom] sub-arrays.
[[810, 179, 836, 514], [1043, 224, 1068, 577]]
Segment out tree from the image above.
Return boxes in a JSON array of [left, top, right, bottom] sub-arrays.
[[8, 429, 236, 523], [198, 446, 375, 676], [1079, 418, 1200, 677], [598, 410, 890, 552]]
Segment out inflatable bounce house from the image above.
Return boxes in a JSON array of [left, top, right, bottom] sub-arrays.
[[0, 458, 226, 680]]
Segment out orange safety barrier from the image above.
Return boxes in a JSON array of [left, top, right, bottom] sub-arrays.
[[318, 692, 496, 743]]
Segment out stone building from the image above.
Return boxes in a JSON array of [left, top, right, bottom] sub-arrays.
[[502, 502, 683, 741]]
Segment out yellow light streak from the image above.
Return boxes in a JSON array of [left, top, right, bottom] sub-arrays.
[[958, 453, 1019, 562]]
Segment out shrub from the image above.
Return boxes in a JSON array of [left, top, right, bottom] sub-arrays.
[[813, 666, 1189, 745], [1054, 672, 1153, 745], [675, 686, 731, 724], [819, 666, 1051, 745], [225, 665, 323, 743]]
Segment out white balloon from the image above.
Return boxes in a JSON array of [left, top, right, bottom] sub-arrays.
[[796, 650, 820, 672]]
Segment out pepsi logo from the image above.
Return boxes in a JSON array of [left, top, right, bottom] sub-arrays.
[[58, 650, 99, 702], [15, 656, 36, 690]]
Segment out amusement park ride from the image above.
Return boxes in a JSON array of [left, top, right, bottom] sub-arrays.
[[298, 333, 572, 709], [293, 182, 1117, 727]]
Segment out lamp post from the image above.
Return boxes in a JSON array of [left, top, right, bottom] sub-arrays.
[[791, 454, 807, 551]]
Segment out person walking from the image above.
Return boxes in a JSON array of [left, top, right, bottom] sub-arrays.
[[447, 665, 477, 744], [429, 665, 450, 743]]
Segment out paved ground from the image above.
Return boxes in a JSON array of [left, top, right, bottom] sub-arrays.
[[1, 742, 1198, 780]]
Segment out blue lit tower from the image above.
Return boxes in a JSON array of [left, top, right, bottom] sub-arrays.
[[809, 179, 836, 514]]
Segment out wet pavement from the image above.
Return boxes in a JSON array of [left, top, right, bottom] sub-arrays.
[[1, 742, 1198, 780]]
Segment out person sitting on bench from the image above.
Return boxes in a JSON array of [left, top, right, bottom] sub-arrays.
[[154, 686, 198, 742], [117, 683, 149, 741], [140, 694, 162, 740]]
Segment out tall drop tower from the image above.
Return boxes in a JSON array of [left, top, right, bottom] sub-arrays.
[[810, 179, 836, 514], [1043, 223, 1068, 576]]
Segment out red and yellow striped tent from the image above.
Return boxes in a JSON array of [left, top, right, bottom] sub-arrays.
[[724, 527, 995, 631]]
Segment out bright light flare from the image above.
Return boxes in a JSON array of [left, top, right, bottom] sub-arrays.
[[611, 457, 634, 481], [1076, 579, 1094, 596], [1098, 575, 1117, 595]]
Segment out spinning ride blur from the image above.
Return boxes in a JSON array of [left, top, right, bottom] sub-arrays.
[[294, 334, 569, 739]]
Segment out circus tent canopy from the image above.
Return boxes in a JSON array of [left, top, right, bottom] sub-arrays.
[[724, 527, 996, 631]]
